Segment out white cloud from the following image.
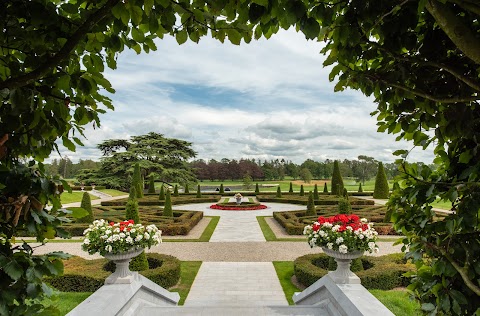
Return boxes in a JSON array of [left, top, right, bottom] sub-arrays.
[[48, 28, 435, 165]]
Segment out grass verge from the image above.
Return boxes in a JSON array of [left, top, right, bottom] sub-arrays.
[[273, 260, 421, 314], [170, 261, 202, 305], [163, 216, 220, 242], [272, 261, 301, 305], [257, 216, 305, 242], [98, 189, 127, 197], [61, 192, 99, 204], [46, 292, 92, 315], [369, 289, 422, 315]]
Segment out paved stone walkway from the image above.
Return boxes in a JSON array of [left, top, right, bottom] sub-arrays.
[[185, 262, 288, 306], [173, 201, 302, 242]]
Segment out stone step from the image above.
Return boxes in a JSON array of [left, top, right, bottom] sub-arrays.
[[136, 305, 331, 316]]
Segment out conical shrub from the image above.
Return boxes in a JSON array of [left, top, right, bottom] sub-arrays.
[[159, 185, 165, 200], [184, 183, 189, 194], [358, 183, 363, 193], [133, 162, 143, 198], [276, 186, 282, 198], [196, 184, 202, 198], [173, 185, 179, 197], [77, 192, 94, 223], [313, 184, 319, 200], [219, 183, 224, 194], [129, 186, 136, 199], [289, 182, 293, 193], [125, 197, 140, 223], [337, 197, 352, 214], [323, 182, 328, 193], [148, 175, 155, 193], [163, 190, 173, 217], [306, 191, 316, 216], [299, 185, 305, 196], [125, 195, 148, 271], [331, 160, 344, 196], [373, 162, 389, 199], [255, 183, 260, 194]]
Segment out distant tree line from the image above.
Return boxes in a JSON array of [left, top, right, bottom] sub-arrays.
[[190, 156, 403, 183], [45, 158, 100, 179]]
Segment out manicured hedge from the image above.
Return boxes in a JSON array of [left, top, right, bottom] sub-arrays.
[[47, 253, 181, 292], [294, 253, 414, 290], [273, 204, 394, 235], [63, 207, 203, 236], [101, 195, 218, 206]]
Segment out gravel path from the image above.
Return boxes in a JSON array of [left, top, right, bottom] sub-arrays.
[[32, 241, 402, 261]]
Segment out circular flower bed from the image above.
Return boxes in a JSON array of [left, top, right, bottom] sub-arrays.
[[210, 202, 268, 211]]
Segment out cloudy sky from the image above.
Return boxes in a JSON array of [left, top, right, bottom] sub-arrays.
[[51, 29, 434, 164]]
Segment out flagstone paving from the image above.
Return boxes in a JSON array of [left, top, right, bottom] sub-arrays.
[[184, 262, 288, 306]]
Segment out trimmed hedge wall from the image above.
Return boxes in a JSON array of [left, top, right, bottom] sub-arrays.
[[294, 253, 414, 290], [46, 253, 180, 292], [62, 207, 203, 236], [101, 195, 219, 206], [273, 204, 394, 235]]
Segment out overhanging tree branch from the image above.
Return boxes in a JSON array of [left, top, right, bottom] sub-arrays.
[[367, 75, 480, 103], [0, 0, 121, 91], [426, 0, 480, 65]]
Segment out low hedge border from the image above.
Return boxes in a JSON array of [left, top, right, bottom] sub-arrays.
[[61, 208, 204, 236], [101, 196, 219, 206], [46, 253, 180, 292], [294, 253, 414, 290], [273, 205, 395, 235]]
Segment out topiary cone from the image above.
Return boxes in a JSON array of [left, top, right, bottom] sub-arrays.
[[163, 190, 173, 217]]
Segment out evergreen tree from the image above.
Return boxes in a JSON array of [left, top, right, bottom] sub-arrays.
[[306, 191, 316, 216], [337, 197, 352, 214], [323, 182, 328, 193], [289, 182, 293, 193], [163, 190, 173, 217], [300, 185, 305, 196], [148, 175, 155, 193], [125, 197, 140, 223], [276, 186, 282, 198], [125, 196, 148, 271], [219, 183, 224, 194], [313, 184, 319, 200], [173, 185, 179, 197], [132, 162, 143, 198], [196, 184, 202, 198], [331, 160, 344, 196], [129, 186, 136, 200], [255, 183, 260, 194], [373, 162, 389, 199], [358, 183, 363, 193], [184, 183, 189, 194], [77, 192, 94, 223], [159, 185, 165, 200]]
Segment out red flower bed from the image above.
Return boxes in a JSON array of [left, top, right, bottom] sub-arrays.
[[209, 204, 268, 211]]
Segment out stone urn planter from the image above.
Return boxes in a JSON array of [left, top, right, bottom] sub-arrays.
[[104, 248, 144, 284], [322, 247, 364, 284]]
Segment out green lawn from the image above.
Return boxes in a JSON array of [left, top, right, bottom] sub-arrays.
[[197, 179, 393, 193], [256, 216, 305, 242], [97, 189, 128, 196], [163, 216, 220, 242], [60, 192, 98, 204], [273, 261, 422, 315], [47, 292, 93, 315], [170, 261, 203, 305]]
